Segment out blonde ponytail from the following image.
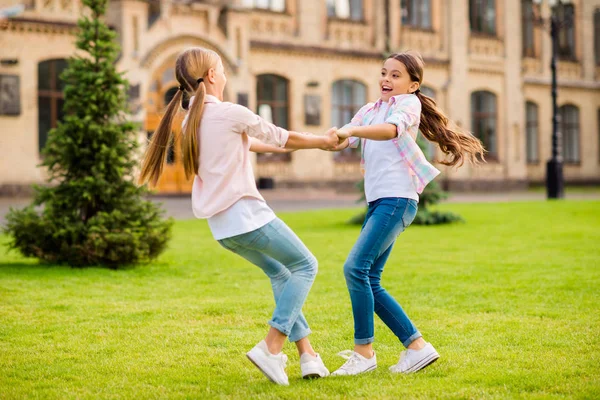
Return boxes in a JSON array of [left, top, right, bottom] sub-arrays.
[[139, 89, 183, 186], [138, 47, 221, 186], [181, 79, 206, 180]]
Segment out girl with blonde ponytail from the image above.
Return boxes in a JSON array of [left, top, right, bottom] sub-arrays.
[[139, 47, 339, 385], [330, 51, 485, 377]]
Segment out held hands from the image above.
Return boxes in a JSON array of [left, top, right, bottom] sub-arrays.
[[335, 127, 352, 141], [320, 126, 340, 151], [320, 126, 353, 152]]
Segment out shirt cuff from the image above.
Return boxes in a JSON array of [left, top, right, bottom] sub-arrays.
[[278, 129, 290, 148]]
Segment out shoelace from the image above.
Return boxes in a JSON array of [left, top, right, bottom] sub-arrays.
[[280, 353, 288, 369], [337, 350, 361, 371], [395, 350, 408, 368], [398, 350, 407, 363]]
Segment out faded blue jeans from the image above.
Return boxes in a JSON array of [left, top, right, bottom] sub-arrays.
[[218, 218, 317, 342], [344, 197, 422, 347]]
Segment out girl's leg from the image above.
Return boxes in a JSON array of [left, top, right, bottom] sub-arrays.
[[219, 218, 318, 354], [218, 241, 313, 354], [368, 240, 424, 349], [343, 198, 417, 356]]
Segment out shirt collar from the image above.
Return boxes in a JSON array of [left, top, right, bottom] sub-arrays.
[[204, 94, 222, 104], [374, 93, 415, 108]]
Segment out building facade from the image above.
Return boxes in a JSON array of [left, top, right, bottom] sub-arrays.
[[1, 0, 599, 194]]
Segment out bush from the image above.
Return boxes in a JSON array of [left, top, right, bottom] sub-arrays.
[[3, 0, 172, 267]]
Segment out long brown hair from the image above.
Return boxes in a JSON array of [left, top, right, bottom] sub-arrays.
[[138, 47, 221, 186], [388, 52, 486, 166]]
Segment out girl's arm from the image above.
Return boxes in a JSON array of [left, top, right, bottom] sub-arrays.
[[249, 137, 295, 154], [284, 128, 339, 150], [336, 124, 397, 141], [337, 96, 421, 142], [230, 104, 338, 150]]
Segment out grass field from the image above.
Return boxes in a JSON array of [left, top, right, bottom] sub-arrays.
[[1, 201, 599, 399]]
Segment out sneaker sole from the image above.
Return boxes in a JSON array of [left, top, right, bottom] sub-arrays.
[[303, 373, 325, 379], [404, 352, 440, 373], [331, 364, 377, 376], [246, 352, 288, 385], [302, 368, 330, 379]]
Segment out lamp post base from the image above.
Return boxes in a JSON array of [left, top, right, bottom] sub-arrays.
[[546, 159, 564, 199]]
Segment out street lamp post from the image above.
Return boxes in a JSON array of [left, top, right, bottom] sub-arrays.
[[532, 0, 573, 199], [547, 4, 564, 199]]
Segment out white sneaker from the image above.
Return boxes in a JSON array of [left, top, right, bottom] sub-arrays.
[[389, 342, 440, 374], [300, 353, 330, 379], [246, 340, 289, 385], [331, 350, 377, 376]]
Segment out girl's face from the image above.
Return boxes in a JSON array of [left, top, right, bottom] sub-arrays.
[[379, 58, 420, 102], [207, 59, 227, 100]]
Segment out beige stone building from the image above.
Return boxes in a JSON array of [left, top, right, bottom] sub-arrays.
[[1, 0, 599, 194]]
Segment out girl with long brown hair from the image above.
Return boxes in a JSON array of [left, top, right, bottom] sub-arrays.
[[331, 51, 485, 376], [139, 47, 339, 385]]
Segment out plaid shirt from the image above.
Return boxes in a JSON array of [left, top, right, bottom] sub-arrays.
[[345, 94, 440, 194]]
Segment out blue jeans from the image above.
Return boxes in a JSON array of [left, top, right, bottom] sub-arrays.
[[218, 218, 317, 342], [344, 197, 421, 347]]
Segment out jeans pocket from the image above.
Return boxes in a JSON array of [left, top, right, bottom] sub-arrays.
[[401, 200, 418, 228], [233, 228, 269, 250]]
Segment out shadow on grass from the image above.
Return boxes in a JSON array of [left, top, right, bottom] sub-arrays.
[[0, 259, 141, 272]]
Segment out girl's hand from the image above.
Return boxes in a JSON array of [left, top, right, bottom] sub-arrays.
[[328, 138, 350, 152], [319, 127, 339, 150], [336, 127, 353, 140]]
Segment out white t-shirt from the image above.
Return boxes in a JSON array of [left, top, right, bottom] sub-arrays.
[[207, 197, 276, 240], [363, 139, 419, 203], [350, 101, 419, 203]]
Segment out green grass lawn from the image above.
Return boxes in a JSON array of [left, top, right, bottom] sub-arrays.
[[527, 185, 600, 194], [1, 201, 599, 399]]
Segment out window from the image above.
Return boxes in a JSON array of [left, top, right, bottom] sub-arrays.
[[132, 16, 139, 55], [401, 0, 432, 29], [525, 101, 539, 163], [38, 59, 68, 154], [522, 0, 535, 57], [419, 86, 437, 160], [327, 0, 363, 21], [244, 0, 286, 12], [420, 86, 435, 99], [594, 9, 600, 65], [559, 105, 579, 163], [256, 74, 290, 162], [556, 4, 576, 60], [164, 86, 178, 105], [331, 80, 367, 161], [469, 0, 496, 35], [471, 91, 497, 158], [148, 0, 160, 28]]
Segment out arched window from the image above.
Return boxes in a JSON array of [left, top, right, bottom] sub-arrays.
[[559, 105, 579, 163], [471, 90, 497, 157], [470, 0, 496, 35], [38, 59, 68, 154], [594, 9, 600, 65], [419, 86, 436, 160], [256, 74, 290, 162], [525, 101, 539, 163], [327, 0, 363, 20], [331, 80, 367, 161], [401, 0, 432, 29], [522, 0, 536, 57]]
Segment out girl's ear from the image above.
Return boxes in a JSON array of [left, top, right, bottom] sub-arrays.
[[207, 67, 216, 84], [410, 82, 420, 94]]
